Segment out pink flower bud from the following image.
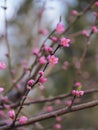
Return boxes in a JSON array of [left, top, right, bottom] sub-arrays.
[[56, 23, 65, 34], [54, 124, 62, 129], [66, 100, 72, 106], [62, 61, 69, 70], [4, 105, 10, 109], [19, 116, 28, 125], [81, 30, 89, 37], [27, 79, 34, 86], [39, 70, 44, 76], [0, 62, 6, 70], [39, 29, 48, 35], [39, 84, 45, 90], [48, 47, 53, 54], [32, 48, 40, 56], [72, 90, 76, 95], [71, 10, 78, 16], [75, 82, 81, 87], [79, 90, 84, 96], [39, 56, 47, 64], [39, 77, 47, 83], [75, 90, 80, 97], [56, 116, 62, 122], [8, 110, 15, 119], [50, 36, 58, 43], [91, 26, 98, 33], [47, 106, 53, 112], [43, 45, 53, 54], [0, 87, 4, 93], [95, 2, 98, 7]]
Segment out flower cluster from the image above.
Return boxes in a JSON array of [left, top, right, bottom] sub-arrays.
[[72, 82, 84, 97], [72, 90, 84, 97]]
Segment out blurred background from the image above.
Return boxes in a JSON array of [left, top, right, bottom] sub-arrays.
[[0, 0, 98, 129]]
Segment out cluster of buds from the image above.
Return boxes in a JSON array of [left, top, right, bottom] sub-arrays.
[[8, 110, 28, 125], [72, 82, 84, 97], [27, 79, 35, 90]]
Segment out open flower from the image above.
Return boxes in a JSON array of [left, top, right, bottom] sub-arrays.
[[60, 37, 70, 47], [47, 55, 58, 65]]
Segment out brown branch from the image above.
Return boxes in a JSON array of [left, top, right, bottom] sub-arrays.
[[63, 0, 96, 34], [23, 88, 98, 105], [4, 0, 13, 79], [12, 100, 98, 128], [0, 88, 98, 110], [1, 99, 98, 130]]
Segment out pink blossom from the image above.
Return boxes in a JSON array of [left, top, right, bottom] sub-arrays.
[[0, 87, 4, 93], [43, 45, 53, 54], [19, 116, 28, 125], [8, 110, 15, 119], [47, 55, 58, 65], [56, 22, 65, 34], [72, 90, 76, 95], [50, 36, 58, 43], [95, 2, 98, 7], [81, 30, 89, 37], [54, 124, 62, 129], [39, 29, 48, 35], [47, 106, 53, 112], [32, 48, 40, 56], [56, 116, 62, 122], [72, 90, 84, 97], [66, 100, 72, 106], [39, 70, 44, 76], [48, 47, 53, 54], [79, 90, 84, 96], [4, 105, 10, 109], [62, 61, 69, 70], [75, 90, 80, 97], [91, 26, 98, 33], [39, 84, 45, 90], [60, 37, 70, 47], [27, 86, 31, 91], [71, 10, 78, 16], [0, 62, 6, 70], [39, 56, 47, 64], [39, 77, 47, 83], [75, 82, 81, 87], [27, 79, 34, 86]]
